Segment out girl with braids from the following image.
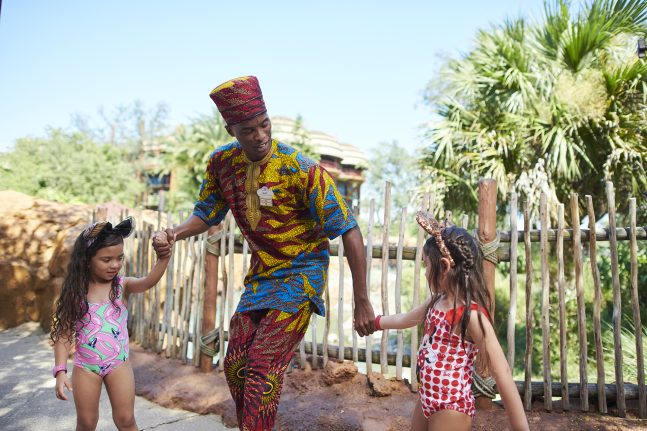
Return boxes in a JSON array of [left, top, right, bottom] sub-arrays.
[[50, 217, 173, 431], [375, 212, 528, 431]]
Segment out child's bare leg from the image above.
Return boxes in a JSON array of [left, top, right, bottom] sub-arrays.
[[411, 401, 428, 431], [104, 361, 137, 431], [72, 368, 102, 431], [428, 409, 471, 431]]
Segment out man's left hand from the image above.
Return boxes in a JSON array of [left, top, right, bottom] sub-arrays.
[[152, 229, 175, 259]]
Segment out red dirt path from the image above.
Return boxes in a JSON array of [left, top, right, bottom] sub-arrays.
[[130, 344, 647, 430]]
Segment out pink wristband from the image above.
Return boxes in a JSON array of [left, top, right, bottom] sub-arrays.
[[375, 315, 382, 331], [52, 364, 67, 378]]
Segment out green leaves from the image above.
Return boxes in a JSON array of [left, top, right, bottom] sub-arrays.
[[421, 0, 647, 222], [160, 110, 231, 211], [0, 129, 143, 205]]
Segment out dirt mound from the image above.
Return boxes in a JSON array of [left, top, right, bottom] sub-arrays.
[[321, 361, 358, 386], [130, 344, 647, 430]]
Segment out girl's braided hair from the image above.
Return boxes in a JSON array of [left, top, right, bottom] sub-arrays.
[[417, 212, 492, 345]]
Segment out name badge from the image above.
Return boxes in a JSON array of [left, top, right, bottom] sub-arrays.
[[257, 186, 274, 206]]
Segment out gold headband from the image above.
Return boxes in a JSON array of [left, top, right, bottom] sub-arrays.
[[415, 211, 455, 267]]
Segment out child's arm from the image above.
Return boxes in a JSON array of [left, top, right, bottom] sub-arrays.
[[377, 297, 431, 330], [53, 334, 73, 400], [468, 311, 529, 431], [123, 255, 171, 294]]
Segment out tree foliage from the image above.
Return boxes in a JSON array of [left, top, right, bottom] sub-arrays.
[[422, 0, 647, 224], [0, 128, 143, 205], [73, 100, 170, 154], [161, 110, 232, 211], [73, 101, 171, 186], [362, 141, 422, 232]]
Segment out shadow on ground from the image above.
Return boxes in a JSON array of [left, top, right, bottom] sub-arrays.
[[0, 323, 232, 431]]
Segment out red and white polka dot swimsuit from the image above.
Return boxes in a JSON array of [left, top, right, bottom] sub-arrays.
[[417, 303, 487, 418]]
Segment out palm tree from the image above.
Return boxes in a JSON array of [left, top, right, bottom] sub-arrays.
[[161, 110, 231, 211], [421, 0, 647, 224]]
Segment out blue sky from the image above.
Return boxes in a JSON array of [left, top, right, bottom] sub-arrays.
[[0, 0, 545, 154]]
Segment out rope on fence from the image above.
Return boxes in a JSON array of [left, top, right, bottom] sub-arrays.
[[473, 230, 499, 399], [476, 230, 500, 264], [472, 372, 497, 399], [199, 328, 220, 357], [206, 231, 224, 255]]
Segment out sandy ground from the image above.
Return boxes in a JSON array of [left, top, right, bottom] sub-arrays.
[[130, 344, 647, 431]]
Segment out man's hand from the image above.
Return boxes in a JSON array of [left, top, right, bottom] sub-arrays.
[[152, 228, 175, 259], [353, 297, 376, 337]]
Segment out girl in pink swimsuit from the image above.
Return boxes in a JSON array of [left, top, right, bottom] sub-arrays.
[[51, 217, 173, 431], [375, 212, 529, 431]]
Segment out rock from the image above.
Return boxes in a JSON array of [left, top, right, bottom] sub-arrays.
[[0, 260, 33, 328], [0, 190, 177, 332], [38, 277, 63, 332], [367, 373, 397, 397], [0, 191, 86, 331], [321, 360, 358, 386], [0, 191, 34, 215], [48, 225, 85, 277]]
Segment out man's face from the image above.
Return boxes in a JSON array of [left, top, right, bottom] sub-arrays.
[[227, 113, 272, 162]]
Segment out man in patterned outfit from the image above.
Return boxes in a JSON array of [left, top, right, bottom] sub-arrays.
[[153, 76, 376, 431]]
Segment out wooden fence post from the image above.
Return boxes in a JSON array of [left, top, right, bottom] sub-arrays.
[[410, 194, 429, 391], [380, 182, 391, 375], [571, 193, 588, 411], [586, 195, 607, 413], [557, 203, 569, 410], [540, 192, 553, 411], [629, 198, 646, 418], [523, 201, 534, 411], [95, 206, 108, 222], [507, 191, 518, 369], [395, 208, 406, 380], [476, 178, 497, 410], [607, 181, 626, 417], [200, 224, 222, 373]]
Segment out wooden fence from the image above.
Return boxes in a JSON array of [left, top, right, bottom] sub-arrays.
[[114, 180, 646, 418]]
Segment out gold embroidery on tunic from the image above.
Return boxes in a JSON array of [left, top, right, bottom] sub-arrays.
[[243, 141, 275, 230]]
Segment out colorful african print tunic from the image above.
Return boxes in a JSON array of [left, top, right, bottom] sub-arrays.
[[194, 139, 356, 316]]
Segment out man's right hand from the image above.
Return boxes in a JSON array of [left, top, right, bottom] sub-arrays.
[[152, 228, 175, 259]]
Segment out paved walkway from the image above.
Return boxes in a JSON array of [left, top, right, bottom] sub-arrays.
[[0, 322, 233, 430]]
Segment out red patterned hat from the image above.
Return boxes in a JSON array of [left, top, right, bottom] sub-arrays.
[[209, 76, 267, 125]]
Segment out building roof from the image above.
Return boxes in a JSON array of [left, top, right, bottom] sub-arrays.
[[271, 116, 368, 169], [339, 142, 369, 169]]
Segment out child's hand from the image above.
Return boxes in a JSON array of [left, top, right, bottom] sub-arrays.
[[152, 228, 176, 259], [55, 373, 73, 401]]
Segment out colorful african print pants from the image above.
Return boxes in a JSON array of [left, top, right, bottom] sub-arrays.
[[224, 302, 312, 431]]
